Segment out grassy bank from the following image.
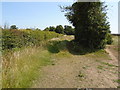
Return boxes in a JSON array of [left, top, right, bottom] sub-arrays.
[[2, 46, 53, 88]]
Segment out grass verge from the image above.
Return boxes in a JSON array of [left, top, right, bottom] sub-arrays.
[[2, 47, 52, 88]]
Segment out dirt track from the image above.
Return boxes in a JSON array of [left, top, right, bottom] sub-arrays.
[[32, 36, 118, 88]]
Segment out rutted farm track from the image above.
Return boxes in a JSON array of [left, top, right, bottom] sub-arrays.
[[32, 35, 118, 88]]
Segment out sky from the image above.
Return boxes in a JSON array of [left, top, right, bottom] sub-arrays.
[[2, 2, 73, 29], [118, 2, 120, 33], [1, 1, 119, 34]]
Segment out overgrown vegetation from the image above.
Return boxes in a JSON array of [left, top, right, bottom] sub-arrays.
[[2, 47, 52, 88], [2, 29, 61, 50], [2, 28, 62, 88]]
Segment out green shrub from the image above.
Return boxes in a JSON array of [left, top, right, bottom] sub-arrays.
[[2, 29, 61, 50]]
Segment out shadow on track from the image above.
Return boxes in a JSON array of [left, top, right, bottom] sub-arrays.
[[46, 40, 99, 55]]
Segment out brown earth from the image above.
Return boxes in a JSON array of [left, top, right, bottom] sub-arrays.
[[32, 36, 118, 88]]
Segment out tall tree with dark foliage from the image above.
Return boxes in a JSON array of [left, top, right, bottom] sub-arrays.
[[61, 0, 112, 49]]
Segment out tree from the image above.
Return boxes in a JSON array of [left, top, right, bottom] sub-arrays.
[[44, 27, 50, 31], [10, 25, 18, 29], [35, 28, 41, 31], [61, 1, 112, 49], [55, 25, 64, 34], [49, 26, 56, 31], [64, 25, 75, 35]]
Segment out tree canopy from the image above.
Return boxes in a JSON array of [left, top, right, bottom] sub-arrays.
[[49, 26, 56, 31], [10, 25, 18, 29], [43, 25, 75, 35], [55, 25, 64, 34], [61, 1, 112, 49]]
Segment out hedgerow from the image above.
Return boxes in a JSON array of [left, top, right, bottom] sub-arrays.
[[2, 29, 61, 50]]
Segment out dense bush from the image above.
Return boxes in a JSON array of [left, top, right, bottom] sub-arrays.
[[2, 29, 61, 50]]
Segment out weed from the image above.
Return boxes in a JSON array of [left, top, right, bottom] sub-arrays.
[[78, 71, 85, 78], [97, 65, 104, 70], [96, 60, 118, 67], [82, 66, 87, 69], [101, 62, 118, 67], [113, 79, 120, 84], [52, 63, 55, 65]]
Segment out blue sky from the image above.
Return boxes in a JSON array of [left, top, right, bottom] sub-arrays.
[[1, 1, 119, 34], [2, 2, 73, 29]]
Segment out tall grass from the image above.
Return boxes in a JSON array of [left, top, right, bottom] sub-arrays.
[[2, 29, 62, 88], [2, 47, 52, 88]]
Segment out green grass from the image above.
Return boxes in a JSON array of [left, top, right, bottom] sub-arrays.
[[113, 79, 120, 84], [82, 66, 87, 69], [53, 51, 72, 58], [96, 60, 118, 67], [2, 47, 52, 88], [93, 50, 108, 57], [101, 62, 118, 67], [78, 71, 85, 78], [86, 49, 110, 60], [97, 65, 104, 70]]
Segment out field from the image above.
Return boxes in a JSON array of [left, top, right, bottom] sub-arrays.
[[2, 31, 119, 88]]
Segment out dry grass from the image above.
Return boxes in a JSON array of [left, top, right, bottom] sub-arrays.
[[2, 47, 52, 88]]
